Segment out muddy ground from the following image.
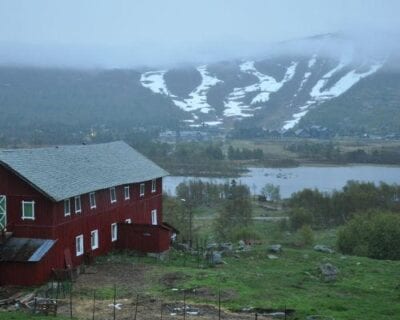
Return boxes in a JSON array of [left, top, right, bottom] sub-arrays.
[[54, 262, 273, 320]]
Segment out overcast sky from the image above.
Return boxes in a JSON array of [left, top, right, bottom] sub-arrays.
[[0, 0, 399, 68]]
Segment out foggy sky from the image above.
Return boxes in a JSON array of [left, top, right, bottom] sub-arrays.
[[0, 0, 399, 68]]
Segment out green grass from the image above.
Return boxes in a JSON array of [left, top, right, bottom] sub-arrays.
[[92, 219, 400, 320], [146, 245, 400, 319], [0, 311, 72, 320]]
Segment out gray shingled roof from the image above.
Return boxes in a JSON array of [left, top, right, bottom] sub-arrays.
[[0, 141, 168, 201]]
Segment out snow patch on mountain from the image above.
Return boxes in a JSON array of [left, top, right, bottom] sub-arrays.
[[224, 61, 298, 117], [140, 71, 169, 95], [182, 65, 222, 113], [140, 66, 222, 115], [282, 60, 383, 130]]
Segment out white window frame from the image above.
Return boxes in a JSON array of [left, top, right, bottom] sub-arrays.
[[76, 234, 84, 256], [151, 179, 157, 193], [151, 209, 158, 225], [64, 199, 71, 217], [22, 200, 35, 220], [74, 196, 82, 214], [125, 218, 132, 224], [124, 186, 130, 200], [111, 223, 118, 242], [89, 192, 96, 209], [90, 229, 99, 250], [110, 187, 117, 203], [140, 183, 145, 197]]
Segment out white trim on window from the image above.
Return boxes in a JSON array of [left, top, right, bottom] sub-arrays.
[[22, 200, 35, 220], [111, 223, 118, 242], [151, 179, 157, 193], [89, 192, 96, 209], [140, 183, 145, 197], [151, 209, 158, 225], [110, 187, 117, 203], [125, 218, 132, 224], [74, 196, 82, 214], [124, 186, 130, 200], [76, 234, 84, 256], [64, 199, 71, 217], [90, 229, 99, 250]]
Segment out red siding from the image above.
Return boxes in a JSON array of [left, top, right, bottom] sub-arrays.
[[116, 224, 171, 253], [0, 163, 167, 285]]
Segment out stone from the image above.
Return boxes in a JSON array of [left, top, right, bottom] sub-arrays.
[[219, 242, 233, 253], [320, 263, 339, 281], [268, 244, 282, 253], [267, 254, 279, 260], [314, 245, 334, 254], [207, 251, 223, 265]]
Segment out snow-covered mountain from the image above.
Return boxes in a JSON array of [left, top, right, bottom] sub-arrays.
[[139, 35, 387, 132]]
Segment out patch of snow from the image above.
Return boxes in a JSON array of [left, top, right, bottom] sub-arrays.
[[183, 65, 222, 113], [308, 54, 317, 68], [140, 66, 222, 125], [204, 120, 223, 126], [224, 60, 298, 118], [140, 71, 169, 95], [282, 60, 383, 131]]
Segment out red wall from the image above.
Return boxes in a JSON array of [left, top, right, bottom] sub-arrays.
[[116, 223, 171, 253], [0, 164, 166, 285]]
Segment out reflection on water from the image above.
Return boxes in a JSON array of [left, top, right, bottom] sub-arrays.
[[163, 165, 400, 199]]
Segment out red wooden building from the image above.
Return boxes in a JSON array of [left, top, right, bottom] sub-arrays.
[[0, 141, 172, 286]]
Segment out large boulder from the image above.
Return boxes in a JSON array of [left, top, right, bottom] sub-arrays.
[[268, 244, 282, 253], [319, 263, 339, 281], [314, 245, 334, 254]]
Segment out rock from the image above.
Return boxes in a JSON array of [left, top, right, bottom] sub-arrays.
[[268, 244, 282, 253], [207, 251, 223, 265], [266, 312, 286, 318], [267, 254, 279, 260], [238, 240, 245, 248], [314, 245, 334, 254], [219, 242, 233, 253], [206, 243, 218, 250], [320, 263, 339, 281]]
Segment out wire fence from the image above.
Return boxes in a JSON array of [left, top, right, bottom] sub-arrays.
[[37, 282, 290, 320]]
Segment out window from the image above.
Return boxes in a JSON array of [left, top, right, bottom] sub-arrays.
[[110, 187, 117, 203], [151, 209, 158, 225], [125, 218, 132, 224], [151, 179, 157, 193], [64, 199, 71, 216], [140, 183, 145, 197], [90, 230, 99, 250], [74, 196, 82, 214], [124, 186, 130, 200], [76, 235, 84, 256], [22, 201, 35, 220], [89, 192, 96, 209], [111, 223, 118, 242]]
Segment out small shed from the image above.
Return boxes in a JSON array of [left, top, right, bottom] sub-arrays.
[[0, 238, 57, 286]]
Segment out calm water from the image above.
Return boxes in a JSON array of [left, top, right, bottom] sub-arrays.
[[163, 165, 400, 199]]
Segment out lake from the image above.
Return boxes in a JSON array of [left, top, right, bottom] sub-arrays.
[[163, 165, 400, 198]]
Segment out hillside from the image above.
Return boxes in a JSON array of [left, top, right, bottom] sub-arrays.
[[0, 34, 399, 142]]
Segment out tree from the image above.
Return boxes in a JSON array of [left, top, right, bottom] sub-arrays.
[[337, 211, 400, 260], [261, 183, 281, 201], [214, 181, 253, 240]]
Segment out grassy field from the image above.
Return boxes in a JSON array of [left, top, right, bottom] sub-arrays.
[[2, 200, 399, 320]]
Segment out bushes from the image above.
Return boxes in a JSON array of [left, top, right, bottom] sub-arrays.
[[337, 212, 400, 260], [288, 182, 400, 229]]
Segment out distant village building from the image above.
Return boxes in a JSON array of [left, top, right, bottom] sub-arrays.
[[0, 141, 173, 285]]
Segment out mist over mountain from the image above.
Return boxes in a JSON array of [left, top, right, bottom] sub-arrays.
[[0, 32, 399, 144]]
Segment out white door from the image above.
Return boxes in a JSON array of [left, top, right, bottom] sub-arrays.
[[0, 195, 6, 230], [151, 209, 158, 225]]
